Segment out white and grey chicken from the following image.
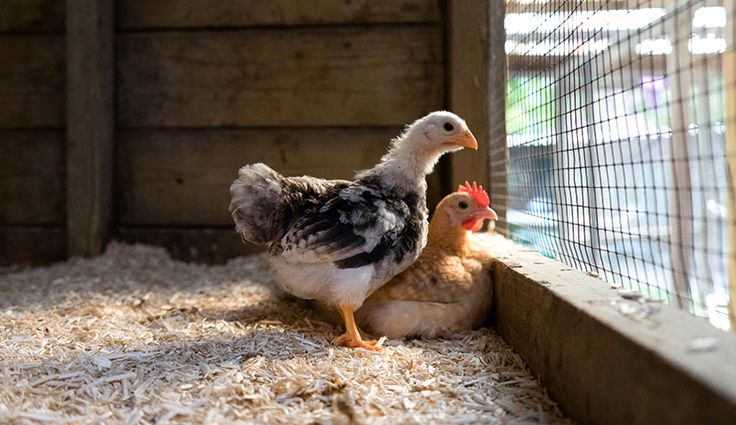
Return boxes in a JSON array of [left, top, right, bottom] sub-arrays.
[[229, 111, 477, 350]]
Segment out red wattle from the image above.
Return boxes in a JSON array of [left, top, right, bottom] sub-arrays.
[[462, 218, 483, 231]]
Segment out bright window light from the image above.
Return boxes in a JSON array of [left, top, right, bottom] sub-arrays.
[[505, 9, 665, 35], [505, 40, 517, 54], [507, 40, 609, 56], [636, 38, 672, 55], [689, 34, 727, 54], [693, 7, 727, 28]]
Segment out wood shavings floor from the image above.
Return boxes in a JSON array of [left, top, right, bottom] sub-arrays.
[[0, 243, 571, 424]]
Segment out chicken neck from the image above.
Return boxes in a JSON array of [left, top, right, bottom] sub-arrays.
[[427, 213, 470, 255], [358, 136, 445, 193]]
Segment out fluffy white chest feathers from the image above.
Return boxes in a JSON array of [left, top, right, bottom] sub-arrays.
[[268, 257, 376, 308]]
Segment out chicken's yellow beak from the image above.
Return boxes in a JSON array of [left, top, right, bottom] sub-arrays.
[[477, 206, 499, 221], [445, 129, 478, 150]]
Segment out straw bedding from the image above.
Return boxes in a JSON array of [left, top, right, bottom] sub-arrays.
[[0, 243, 571, 424]]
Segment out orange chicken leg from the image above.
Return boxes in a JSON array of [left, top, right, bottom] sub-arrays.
[[332, 306, 381, 351]]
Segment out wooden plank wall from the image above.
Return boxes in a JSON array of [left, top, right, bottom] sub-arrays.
[[0, 0, 449, 264], [0, 0, 66, 264], [114, 0, 446, 262]]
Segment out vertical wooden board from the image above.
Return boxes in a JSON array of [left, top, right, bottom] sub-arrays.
[[117, 0, 440, 28], [728, 52, 736, 330], [448, 0, 492, 200], [725, 0, 736, 330], [0, 0, 64, 32], [665, 7, 694, 309], [0, 35, 64, 128], [117, 128, 399, 225], [486, 1, 508, 234], [0, 131, 64, 224], [66, 0, 114, 256], [116, 27, 445, 127]]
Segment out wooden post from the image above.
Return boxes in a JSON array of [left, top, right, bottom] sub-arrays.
[[553, 63, 575, 264], [725, 0, 736, 330], [582, 60, 600, 269], [487, 0, 508, 234], [448, 0, 500, 219], [665, 6, 693, 309], [66, 0, 114, 256]]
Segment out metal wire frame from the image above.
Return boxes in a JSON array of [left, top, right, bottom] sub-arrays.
[[497, 0, 735, 329]]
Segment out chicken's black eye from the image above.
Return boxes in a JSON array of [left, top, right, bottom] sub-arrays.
[[443, 122, 454, 132], [458, 201, 468, 209]]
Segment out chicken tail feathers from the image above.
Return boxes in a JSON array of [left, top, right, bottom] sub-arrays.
[[229, 163, 285, 245]]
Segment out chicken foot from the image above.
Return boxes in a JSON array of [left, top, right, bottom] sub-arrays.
[[332, 306, 381, 351]]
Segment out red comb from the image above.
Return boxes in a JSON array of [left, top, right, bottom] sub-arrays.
[[458, 181, 490, 208]]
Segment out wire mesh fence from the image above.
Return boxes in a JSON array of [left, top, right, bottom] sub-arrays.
[[500, 0, 736, 329]]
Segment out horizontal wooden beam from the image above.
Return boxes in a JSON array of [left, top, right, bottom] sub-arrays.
[[0, 35, 64, 128], [117, 0, 440, 29], [0, 226, 66, 266], [117, 128, 445, 225], [490, 235, 736, 425], [116, 26, 444, 128], [0, 0, 64, 33], [0, 131, 65, 225]]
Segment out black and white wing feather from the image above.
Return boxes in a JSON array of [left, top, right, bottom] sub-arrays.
[[276, 185, 414, 269], [230, 163, 348, 245]]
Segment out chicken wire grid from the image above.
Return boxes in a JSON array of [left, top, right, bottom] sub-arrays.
[[497, 0, 736, 329]]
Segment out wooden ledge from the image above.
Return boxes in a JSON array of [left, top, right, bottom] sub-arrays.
[[487, 234, 736, 425]]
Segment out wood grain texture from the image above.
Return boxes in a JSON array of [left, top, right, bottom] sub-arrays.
[[0, 35, 64, 128], [486, 1, 508, 235], [0, 131, 64, 224], [0, 226, 66, 265], [116, 26, 444, 127], [66, 0, 114, 256], [447, 0, 491, 197], [492, 235, 736, 424], [0, 0, 64, 32], [117, 0, 440, 29], [116, 227, 262, 264], [117, 128, 445, 225]]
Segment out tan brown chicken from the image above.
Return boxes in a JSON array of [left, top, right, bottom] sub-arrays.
[[354, 182, 498, 339]]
